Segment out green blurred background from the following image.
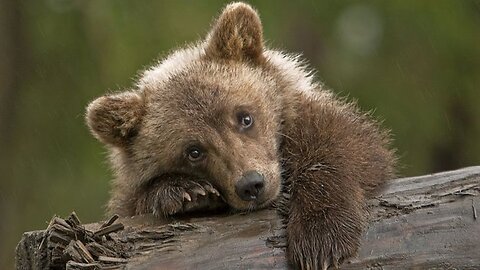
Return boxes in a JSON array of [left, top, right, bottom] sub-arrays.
[[1, 1, 479, 268]]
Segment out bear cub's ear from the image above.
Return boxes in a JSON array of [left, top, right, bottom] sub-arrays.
[[86, 91, 144, 147], [206, 2, 264, 64]]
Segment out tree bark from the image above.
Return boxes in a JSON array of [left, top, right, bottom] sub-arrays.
[[16, 166, 480, 269]]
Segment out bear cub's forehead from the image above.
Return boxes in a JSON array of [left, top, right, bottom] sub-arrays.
[[141, 60, 276, 117]]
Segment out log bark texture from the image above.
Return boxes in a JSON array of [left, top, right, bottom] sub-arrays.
[[16, 166, 480, 269]]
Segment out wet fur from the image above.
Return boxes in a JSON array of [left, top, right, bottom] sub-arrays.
[[86, 3, 396, 269]]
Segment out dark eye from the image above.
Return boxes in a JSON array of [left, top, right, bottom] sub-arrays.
[[186, 146, 204, 162], [238, 113, 254, 128]]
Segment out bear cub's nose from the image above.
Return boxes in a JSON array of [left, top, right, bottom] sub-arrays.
[[235, 170, 265, 201]]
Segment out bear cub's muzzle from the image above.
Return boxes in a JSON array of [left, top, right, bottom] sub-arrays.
[[235, 170, 265, 201]]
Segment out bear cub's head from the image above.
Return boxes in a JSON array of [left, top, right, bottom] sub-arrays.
[[86, 3, 283, 211]]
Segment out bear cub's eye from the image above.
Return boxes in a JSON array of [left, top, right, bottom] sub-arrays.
[[186, 146, 204, 162], [237, 112, 254, 129]]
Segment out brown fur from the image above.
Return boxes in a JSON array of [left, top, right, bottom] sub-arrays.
[[86, 3, 396, 269]]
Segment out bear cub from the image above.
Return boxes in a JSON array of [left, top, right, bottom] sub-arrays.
[[86, 3, 396, 269]]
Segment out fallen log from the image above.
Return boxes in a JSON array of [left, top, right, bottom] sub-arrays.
[[16, 166, 480, 269]]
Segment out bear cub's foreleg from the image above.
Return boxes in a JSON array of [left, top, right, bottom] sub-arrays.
[[279, 97, 394, 269]]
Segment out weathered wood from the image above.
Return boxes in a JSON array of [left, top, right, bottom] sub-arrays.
[[16, 167, 480, 269]]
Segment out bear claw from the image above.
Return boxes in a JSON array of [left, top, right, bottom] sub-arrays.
[[203, 183, 220, 196], [182, 192, 192, 202]]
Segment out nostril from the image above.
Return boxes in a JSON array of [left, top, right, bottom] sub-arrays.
[[254, 182, 264, 192]]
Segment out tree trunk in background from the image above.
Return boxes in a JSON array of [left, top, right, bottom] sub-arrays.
[[16, 167, 480, 269], [0, 0, 23, 269], [0, 0, 23, 148]]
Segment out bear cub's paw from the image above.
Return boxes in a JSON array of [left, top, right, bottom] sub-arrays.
[[158, 180, 225, 216], [137, 178, 226, 217], [287, 219, 360, 270]]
